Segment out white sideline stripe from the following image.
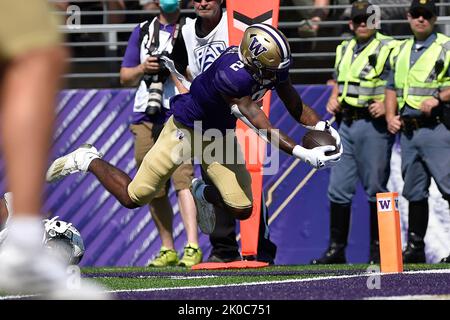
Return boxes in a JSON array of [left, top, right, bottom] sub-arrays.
[[0, 294, 36, 300], [106, 268, 450, 294], [169, 275, 218, 280], [92, 275, 219, 280], [366, 294, 450, 300], [1, 269, 450, 299]]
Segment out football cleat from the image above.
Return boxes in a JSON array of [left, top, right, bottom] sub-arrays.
[[46, 144, 102, 182], [191, 178, 216, 234]]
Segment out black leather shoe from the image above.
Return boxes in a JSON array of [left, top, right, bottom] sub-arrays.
[[369, 241, 380, 264], [403, 243, 426, 263], [310, 242, 346, 265], [440, 254, 450, 263], [207, 253, 241, 263], [403, 232, 426, 263]]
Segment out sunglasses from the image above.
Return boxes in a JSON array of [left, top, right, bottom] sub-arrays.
[[193, 0, 215, 3], [352, 15, 370, 25], [410, 10, 434, 20]]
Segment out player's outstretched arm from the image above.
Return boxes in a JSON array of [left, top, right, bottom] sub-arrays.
[[275, 78, 342, 153], [275, 78, 320, 127], [230, 96, 340, 169]]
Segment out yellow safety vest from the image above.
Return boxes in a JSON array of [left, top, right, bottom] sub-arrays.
[[392, 33, 450, 110], [335, 32, 398, 108]]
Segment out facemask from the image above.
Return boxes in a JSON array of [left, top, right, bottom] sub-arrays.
[[159, 0, 179, 13]]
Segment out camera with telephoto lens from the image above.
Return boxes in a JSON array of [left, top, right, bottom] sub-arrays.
[[143, 52, 170, 116]]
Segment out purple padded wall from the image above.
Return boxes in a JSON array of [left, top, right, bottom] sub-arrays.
[[0, 86, 386, 265]]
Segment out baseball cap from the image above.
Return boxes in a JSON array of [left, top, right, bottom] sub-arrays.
[[351, 1, 371, 20], [409, 0, 437, 16]]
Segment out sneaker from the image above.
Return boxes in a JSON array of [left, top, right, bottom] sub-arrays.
[[191, 178, 215, 234], [148, 247, 179, 267], [0, 241, 109, 299], [46, 144, 102, 182], [178, 243, 203, 267]]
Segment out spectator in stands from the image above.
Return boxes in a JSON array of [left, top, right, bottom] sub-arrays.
[[291, 0, 330, 37], [171, 0, 278, 264], [0, 0, 105, 298], [311, 1, 398, 265], [385, 0, 450, 263], [120, 0, 202, 267]]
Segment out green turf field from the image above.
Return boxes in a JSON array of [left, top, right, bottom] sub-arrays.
[[2, 263, 450, 300], [86, 263, 450, 291]]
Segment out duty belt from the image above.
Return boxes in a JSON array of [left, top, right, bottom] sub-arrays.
[[340, 104, 372, 126], [401, 115, 441, 133]]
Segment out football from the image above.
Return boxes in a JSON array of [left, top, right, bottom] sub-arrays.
[[302, 130, 338, 156]]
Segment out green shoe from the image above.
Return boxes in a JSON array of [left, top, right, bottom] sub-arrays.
[[178, 243, 203, 267], [148, 247, 179, 267]]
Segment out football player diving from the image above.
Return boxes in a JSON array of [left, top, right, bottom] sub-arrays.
[[45, 24, 343, 230]]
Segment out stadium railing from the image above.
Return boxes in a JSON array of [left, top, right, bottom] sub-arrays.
[[50, 1, 450, 88]]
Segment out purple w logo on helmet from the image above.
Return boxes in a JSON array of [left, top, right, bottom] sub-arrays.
[[248, 37, 268, 57]]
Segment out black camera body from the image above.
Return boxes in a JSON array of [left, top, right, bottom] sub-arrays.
[[143, 52, 170, 116]]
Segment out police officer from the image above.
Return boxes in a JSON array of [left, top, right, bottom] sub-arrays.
[[385, 0, 450, 263], [311, 1, 398, 265]]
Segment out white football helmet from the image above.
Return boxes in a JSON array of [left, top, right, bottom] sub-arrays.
[[43, 216, 85, 265], [239, 23, 292, 83]]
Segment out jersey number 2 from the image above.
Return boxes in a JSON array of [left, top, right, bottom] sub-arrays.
[[230, 61, 245, 71]]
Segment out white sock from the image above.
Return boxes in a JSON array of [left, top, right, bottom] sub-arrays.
[[6, 216, 44, 250]]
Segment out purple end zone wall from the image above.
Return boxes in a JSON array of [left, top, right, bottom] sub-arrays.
[[267, 86, 371, 264], [1, 86, 447, 266], [0, 86, 379, 266]]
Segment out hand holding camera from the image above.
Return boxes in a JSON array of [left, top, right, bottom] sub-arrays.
[[142, 54, 170, 116], [141, 56, 161, 75]]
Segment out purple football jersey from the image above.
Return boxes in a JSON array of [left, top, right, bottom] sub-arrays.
[[169, 46, 286, 133]]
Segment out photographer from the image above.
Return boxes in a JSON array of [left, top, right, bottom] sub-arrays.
[[120, 0, 202, 268]]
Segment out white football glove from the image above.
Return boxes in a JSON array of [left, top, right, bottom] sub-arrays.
[[306, 120, 343, 155], [293, 145, 341, 170]]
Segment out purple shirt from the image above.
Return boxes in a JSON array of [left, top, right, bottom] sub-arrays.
[[169, 46, 287, 134], [122, 25, 141, 68], [122, 22, 176, 124]]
